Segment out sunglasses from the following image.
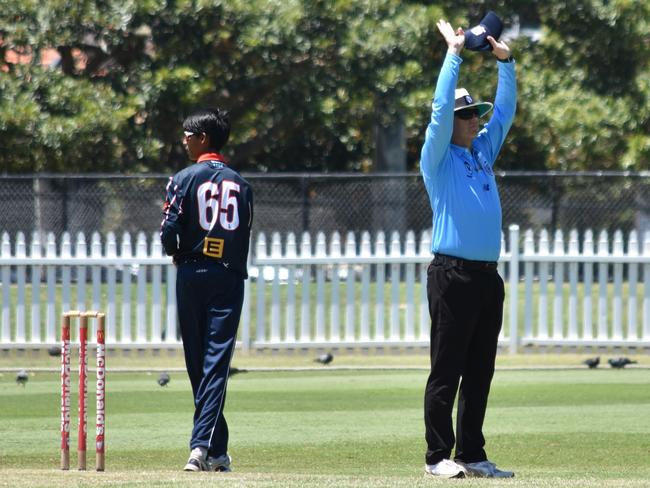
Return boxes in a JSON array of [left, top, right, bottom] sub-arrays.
[[455, 108, 479, 120], [184, 130, 207, 139]]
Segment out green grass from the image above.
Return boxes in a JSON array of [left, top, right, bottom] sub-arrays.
[[0, 349, 648, 371], [1, 368, 649, 487]]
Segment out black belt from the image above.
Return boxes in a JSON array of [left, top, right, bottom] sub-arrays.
[[433, 253, 498, 272], [174, 254, 215, 265]]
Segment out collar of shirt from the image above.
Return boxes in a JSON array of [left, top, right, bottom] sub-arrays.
[[450, 143, 473, 154], [197, 152, 227, 163]]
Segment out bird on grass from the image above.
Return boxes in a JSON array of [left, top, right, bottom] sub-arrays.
[[583, 357, 600, 369], [157, 372, 171, 387], [608, 357, 637, 369], [229, 367, 247, 378], [48, 345, 62, 357], [314, 353, 334, 365], [16, 370, 29, 386]]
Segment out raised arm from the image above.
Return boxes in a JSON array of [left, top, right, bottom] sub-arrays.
[[420, 20, 465, 177], [476, 36, 517, 163]]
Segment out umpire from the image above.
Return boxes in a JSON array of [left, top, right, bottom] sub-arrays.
[[419, 19, 516, 478], [160, 107, 253, 472]]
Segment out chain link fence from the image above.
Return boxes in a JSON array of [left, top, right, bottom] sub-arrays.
[[1, 173, 650, 245]]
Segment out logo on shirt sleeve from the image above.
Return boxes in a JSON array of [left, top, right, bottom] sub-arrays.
[[476, 151, 494, 176]]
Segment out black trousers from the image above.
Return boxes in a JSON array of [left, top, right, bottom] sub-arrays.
[[424, 255, 504, 465]]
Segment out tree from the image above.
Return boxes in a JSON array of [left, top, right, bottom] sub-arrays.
[[502, 0, 650, 171], [1, 0, 649, 173], [0, 0, 443, 173]]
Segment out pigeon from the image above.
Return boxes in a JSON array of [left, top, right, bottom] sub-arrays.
[[228, 367, 247, 378], [314, 352, 334, 365], [583, 356, 600, 369], [16, 370, 29, 386], [157, 372, 171, 387], [608, 357, 638, 369], [48, 345, 62, 357]]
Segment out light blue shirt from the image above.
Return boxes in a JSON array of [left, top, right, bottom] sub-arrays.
[[420, 53, 517, 261]]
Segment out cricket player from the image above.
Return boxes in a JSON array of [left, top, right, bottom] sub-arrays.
[[160, 107, 253, 472]]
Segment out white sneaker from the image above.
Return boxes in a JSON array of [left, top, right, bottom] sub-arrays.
[[457, 460, 514, 478], [183, 447, 208, 471], [425, 459, 467, 478], [207, 454, 232, 472]]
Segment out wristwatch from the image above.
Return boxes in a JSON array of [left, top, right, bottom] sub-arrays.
[[497, 56, 515, 63]]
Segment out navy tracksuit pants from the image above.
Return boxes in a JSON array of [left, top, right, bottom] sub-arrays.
[[176, 261, 244, 457]]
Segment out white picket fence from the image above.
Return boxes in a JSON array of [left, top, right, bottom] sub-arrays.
[[1, 226, 650, 353]]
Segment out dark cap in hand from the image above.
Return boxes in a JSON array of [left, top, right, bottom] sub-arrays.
[[464, 11, 503, 52]]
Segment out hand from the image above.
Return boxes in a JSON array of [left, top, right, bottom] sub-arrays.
[[487, 36, 511, 60], [436, 19, 464, 56]]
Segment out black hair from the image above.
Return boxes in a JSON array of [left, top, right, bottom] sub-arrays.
[[182, 107, 230, 151]]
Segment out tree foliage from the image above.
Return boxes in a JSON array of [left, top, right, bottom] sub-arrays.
[[0, 0, 648, 173], [506, 0, 650, 171]]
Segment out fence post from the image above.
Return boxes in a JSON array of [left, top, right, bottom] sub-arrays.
[[568, 230, 579, 340], [315, 232, 327, 342], [121, 233, 133, 343], [91, 232, 102, 339], [418, 230, 431, 341], [404, 230, 416, 342], [45, 233, 56, 343], [241, 238, 253, 353], [300, 232, 312, 342], [31, 232, 43, 343], [1, 233, 10, 343], [284, 233, 298, 343], [552, 230, 565, 340], [270, 232, 282, 343], [106, 233, 117, 343], [583, 230, 594, 340], [150, 233, 162, 343], [597, 230, 609, 340], [508, 225, 519, 354], [612, 231, 624, 340], [389, 231, 401, 341], [359, 232, 371, 342], [642, 231, 650, 341], [627, 231, 639, 341], [330, 232, 342, 342], [523, 229, 534, 340], [256, 233, 268, 345], [76, 233, 87, 313], [136, 232, 147, 343], [344, 232, 356, 342], [16, 232, 26, 344]]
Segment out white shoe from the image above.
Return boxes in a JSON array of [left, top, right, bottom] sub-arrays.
[[207, 454, 232, 472], [457, 460, 514, 478], [183, 447, 208, 471], [424, 459, 467, 478]]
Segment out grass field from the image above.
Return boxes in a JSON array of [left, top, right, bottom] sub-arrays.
[[1, 365, 649, 487]]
